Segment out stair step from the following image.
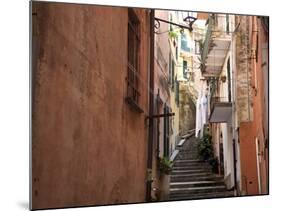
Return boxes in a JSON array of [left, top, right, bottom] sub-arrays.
[[178, 152, 199, 154], [169, 191, 234, 200], [175, 159, 204, 163], [171, 172, 214, 177], [168, 135, 230, 200], [173, 163, 210, 168], [170, 185, 227, 195], [172, 166, 212, 171], [171, 175, 223, 182], [170, 181, 225, 189], [171, 169, 212, 175]]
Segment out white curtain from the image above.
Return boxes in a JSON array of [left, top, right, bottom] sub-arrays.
[[195, 81, 209, 138]]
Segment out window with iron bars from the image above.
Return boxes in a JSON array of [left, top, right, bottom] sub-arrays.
[[169, 53, 175, 90], [126, 9, 142, 112]]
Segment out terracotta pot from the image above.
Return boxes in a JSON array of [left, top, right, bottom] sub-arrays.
[[159, 173, 170, 201]]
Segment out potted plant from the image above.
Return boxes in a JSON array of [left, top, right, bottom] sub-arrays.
[[198, 127, 213, 160], [159, 156, 173, 174], [158, 157, 173, 200], [198, 126, 219, 173]]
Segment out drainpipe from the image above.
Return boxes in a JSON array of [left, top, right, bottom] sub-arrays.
[[232, 138, 238, 195], [146, 9, 155, 202]]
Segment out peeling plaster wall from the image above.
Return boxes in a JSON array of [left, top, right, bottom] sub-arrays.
[[235, 16, 253, 123]]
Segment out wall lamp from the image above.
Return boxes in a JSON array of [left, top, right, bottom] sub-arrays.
[[154, 12, 197, 32]]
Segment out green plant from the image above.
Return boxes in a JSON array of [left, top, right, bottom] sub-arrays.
[[158, 156, 173, 175], [198, 126, 219, 173], [198, 126, 213, 160], [209, 157, 219, 173], [168, 30, 178, 39]]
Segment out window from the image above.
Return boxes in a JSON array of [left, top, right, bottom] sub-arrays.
[[226, 14, 230, 34], [175, 77, 179, 106], [183, 60, 188, 79], [181, 33, 189, 52], [195, 40, 200, 55], [214, 14, 218, 27], [163, 104, 170, 157], [126, 9, 142, 112], [169, 52, 175, 89]]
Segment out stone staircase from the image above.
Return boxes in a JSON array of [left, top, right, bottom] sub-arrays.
[[169, 135, 234, 201]]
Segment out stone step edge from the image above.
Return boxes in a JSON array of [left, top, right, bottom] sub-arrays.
[[170, 181, 224, 185], [170, 185, 226, 192]]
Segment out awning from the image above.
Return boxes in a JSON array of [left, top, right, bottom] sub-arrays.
[[209, 102, 232, 123]]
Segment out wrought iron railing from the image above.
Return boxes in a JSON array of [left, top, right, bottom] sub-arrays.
[[125, 63, 143, 113]]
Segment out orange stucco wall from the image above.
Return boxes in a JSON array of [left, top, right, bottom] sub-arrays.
[[32, 2, 151, 209], [239, 16, 269, 195]]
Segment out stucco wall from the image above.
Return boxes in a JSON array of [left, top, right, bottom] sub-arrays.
[[32, 2, 151, 209], [239, 122, 259, 195], [238, 16, 269, 195]]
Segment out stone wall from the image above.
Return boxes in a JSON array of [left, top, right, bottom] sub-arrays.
[[179, 83, 196, 136], [235, 16, 253, 123]]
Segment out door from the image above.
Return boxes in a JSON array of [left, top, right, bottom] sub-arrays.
[[163, 104, 170, 157]]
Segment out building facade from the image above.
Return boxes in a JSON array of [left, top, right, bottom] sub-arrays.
[[32, 2, 152, 209], [200, 13, 269, 195], [150, 10, 172, 201], [236, 16, 269, 195]]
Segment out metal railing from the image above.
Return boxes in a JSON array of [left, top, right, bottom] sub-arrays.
[[125, 63, 143, 113]]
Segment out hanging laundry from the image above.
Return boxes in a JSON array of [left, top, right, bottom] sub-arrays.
[[195, 96, 202, 138]]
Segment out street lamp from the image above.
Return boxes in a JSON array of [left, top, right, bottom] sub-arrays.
[[183, 12, 197, 32], [154, 11, 197, 32]]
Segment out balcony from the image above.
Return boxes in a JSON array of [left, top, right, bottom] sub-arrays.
[[201, 15, 231, 78], [209, 97, 232, 123]]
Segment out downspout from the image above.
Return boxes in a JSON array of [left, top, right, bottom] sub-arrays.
[[146, 9, 155, 202], [231, 20, 238, 196], [232, 138, 238, 195]]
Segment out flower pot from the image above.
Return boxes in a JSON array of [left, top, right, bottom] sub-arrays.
[[159, 173, 170, 201]]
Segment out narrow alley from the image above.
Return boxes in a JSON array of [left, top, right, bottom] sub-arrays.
[[31, 2, 269, 209], [169, 134, 234, 200]]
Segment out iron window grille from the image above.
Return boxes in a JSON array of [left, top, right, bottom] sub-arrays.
[[126, 9, 142, 112]]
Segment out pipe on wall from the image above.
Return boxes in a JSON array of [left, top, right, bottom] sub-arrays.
[[146, 9, 155, 202]]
